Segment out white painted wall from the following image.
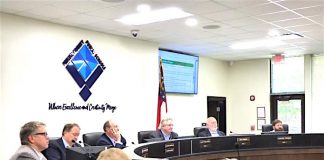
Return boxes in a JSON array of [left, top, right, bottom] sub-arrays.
[[0, 13, 229, 159], [310, 55, 324, 133], [227, 59, 270, 133]]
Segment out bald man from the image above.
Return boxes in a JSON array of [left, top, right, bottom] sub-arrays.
[[198, 117, 225, 137]]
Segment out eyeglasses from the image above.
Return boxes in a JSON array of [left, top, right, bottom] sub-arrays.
[[34, 132, 48, 136]]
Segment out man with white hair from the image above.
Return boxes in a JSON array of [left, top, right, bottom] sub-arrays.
[[198, 117, 225, 137]]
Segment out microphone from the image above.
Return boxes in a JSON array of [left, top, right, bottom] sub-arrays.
[[71, 140, 81, 146], [72, 140, 93, 159], [78, 140, 91, 147]]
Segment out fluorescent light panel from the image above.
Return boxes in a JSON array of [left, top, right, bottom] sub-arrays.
[[115, 7, 192, 25]]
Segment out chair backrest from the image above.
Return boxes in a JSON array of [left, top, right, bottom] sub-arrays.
[[137, 130, 156, 144], [193, 127, 208, 137], [82, 132, 103, 146], [262, 124, 289, 132]]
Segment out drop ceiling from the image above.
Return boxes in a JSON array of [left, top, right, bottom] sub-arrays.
[[1, 0, 323, 61]]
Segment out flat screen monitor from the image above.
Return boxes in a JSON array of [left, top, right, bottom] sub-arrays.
[[159, 49, 199, 94]]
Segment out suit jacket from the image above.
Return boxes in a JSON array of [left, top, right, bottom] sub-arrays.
[[96, 133, 126, 149], [42, 138, 66, 160], [43, 137, 82, 160], [10, 145, 47, 160], [197, 128, 225, 137], [149, 130, 178, 140]]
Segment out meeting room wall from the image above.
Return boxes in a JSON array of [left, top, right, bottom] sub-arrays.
[[227, 59, 270, 133], [0, 13, 229, 159]]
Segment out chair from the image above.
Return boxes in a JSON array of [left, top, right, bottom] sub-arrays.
[[262, 124, 289, 132], [82, 132, 103, 146], [193, 127, 208, 137], [137, 130, 156, 144]]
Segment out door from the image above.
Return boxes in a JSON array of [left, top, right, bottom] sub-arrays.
[[207, 96, 226, 135], [270, 94, 305, 133]]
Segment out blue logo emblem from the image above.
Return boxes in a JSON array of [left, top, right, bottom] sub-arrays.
[[63, 40, 106, 101]]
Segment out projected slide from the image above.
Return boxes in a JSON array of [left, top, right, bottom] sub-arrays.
[[159, 50, 198, 94]]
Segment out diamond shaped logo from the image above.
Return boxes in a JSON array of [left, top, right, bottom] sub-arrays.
[[63, 40, 106, 101]]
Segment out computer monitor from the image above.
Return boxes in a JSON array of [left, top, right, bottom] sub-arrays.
[[66, 146, 108, 160]]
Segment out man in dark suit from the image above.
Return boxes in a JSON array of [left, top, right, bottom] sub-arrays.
[[198, 117, 225, 137], [96, 120, 126, 149], [43, 123, 81, 160], [149, 117, 178, 140]]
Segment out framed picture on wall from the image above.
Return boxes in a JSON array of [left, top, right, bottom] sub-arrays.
[[257, 119, 266, 130], [257, 107, 265, 118]]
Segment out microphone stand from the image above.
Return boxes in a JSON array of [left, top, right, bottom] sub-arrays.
[[235, 142, 240, 160]]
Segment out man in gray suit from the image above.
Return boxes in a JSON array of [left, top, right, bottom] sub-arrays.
[[149, 117, 178, 140], [10, 121, 49, 160]]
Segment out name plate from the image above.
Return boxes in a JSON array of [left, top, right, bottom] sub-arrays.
[[164, 142, 175, 153], [141, 147, 148, 157], [277, 136, 292, 144], [236, 137, 251, 146], [199, 139, 212, 148]]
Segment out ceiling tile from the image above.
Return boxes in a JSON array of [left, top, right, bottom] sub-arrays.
[[204, 9, 249, 21], [223, 17, 263, 27], [272, 17, 315, 28], [285, 24, 322, 33], [238, 2, 286, 16], [257, 10, 302, 22], [21, 5, 79, 19], [50, 1, 107, 13], [308, 14, 324, 25], [294, 5, 324, 17], [213, 0, 270, 9], [276, 0, 324, 10], [0, 0, 52, 12]]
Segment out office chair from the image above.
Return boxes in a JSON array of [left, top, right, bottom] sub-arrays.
[[193, 127, 208, 137], [137, 130, 156, 144], [82, 132, 103, 146], [262, 124, 289, 132]]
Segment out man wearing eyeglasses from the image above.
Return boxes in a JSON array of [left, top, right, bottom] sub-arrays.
[[43, 123, 81, 160], [149, 117, 178, 140], [10, 121, 49, 160]]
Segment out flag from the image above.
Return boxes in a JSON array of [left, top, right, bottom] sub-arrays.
[[156, 57, 167, 129]]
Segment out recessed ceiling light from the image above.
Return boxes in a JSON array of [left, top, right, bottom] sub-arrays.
[[115, 7, 192, 25], [185, 18, 198, 27], [137, 4, 151, 13], [202, 25, 221, 29]]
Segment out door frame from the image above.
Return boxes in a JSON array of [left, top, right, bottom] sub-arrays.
[[270, 94, 305, 133]]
